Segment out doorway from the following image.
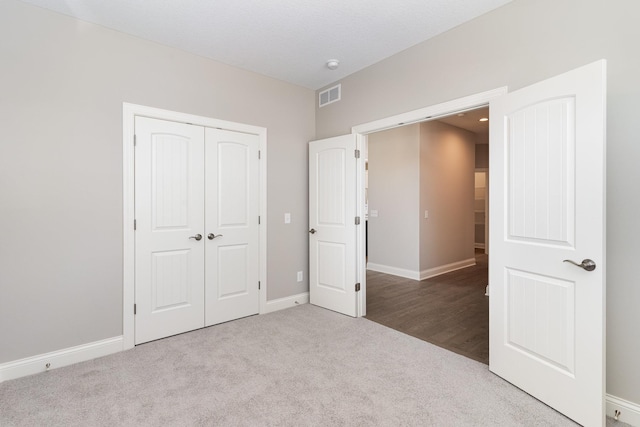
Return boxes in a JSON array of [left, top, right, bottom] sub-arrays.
[[364, 106, 490, 364]]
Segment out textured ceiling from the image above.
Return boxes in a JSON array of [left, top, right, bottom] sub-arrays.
[[19, 0, 512, 89]]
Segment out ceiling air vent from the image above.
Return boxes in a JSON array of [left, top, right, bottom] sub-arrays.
[[319, 84, 341, 107]]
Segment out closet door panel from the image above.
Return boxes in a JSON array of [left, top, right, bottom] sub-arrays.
[[205, 129, 260, 326]]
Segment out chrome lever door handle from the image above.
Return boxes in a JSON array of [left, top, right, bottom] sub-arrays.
[[189, 234, 202, 241], [563, 258, 596, 271], [309, 228, 317, 234], [208, 233, 223, 240]]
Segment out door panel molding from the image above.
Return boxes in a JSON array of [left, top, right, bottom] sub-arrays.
[[123, 103, 267, 350], [489, 60, 606, 426]]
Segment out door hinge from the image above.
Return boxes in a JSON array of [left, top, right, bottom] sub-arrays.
[[258, 281, 261, 290], [355, 216, 361, 225], [134, 135, 137, 146], [258, 150, 261, 159], [134, 219, 137, 230], [355, 149, 360, 158], [355, 283, 361, 292], [134, 304, 137, 315], [258, 216, 261, 225]]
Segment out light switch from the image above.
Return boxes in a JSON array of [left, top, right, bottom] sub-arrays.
[[284, 213, 291, 224], [370, 210, 378, 218], [424, 210, 429, 219]]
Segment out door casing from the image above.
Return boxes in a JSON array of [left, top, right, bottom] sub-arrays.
[[351, 87, 508, 316], [122, 103, 267, 350]]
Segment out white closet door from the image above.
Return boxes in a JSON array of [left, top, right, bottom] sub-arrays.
[[205, 128, 260, 326], [134, 117, 205, 344]]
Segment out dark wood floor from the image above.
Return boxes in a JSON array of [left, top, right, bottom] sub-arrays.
[[365, 251, 489, 364]]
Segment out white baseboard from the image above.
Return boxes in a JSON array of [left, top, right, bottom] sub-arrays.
[[367, 258, 477, 281], [0, 336, 124, 383], [420, 258, 477, 280], [607, 394, 640, 426], [475, 243, 486, 249], [367, 263, 420, 280], [263, 292, 309, 314]]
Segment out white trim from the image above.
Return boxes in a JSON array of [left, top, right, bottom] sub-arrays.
[[607, 394, 640, 426], [263, 292, 310, 314], [352, 87, 508, 135], [474, 243, 486, 249], [123, 103, 268, 350], [356, 133, 367, 317], [367, 263, 421, 281], [419, 258, 477, 280], [0, 336, 123, 383], [351, 87, 507, 317], [367, 258, 476, 281]]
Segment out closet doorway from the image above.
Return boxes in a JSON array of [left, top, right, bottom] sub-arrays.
[[122, 104, 267, 349]]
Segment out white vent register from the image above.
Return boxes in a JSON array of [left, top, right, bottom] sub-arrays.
[[319, 84, 341, 107]]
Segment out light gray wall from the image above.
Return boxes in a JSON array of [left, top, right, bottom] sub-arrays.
[[367, 124, 420, 272], [316, 0, 640, 406], [0, 0, 315, 363], [419, 121, 475, 271]]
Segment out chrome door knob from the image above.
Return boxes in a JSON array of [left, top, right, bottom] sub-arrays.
[[208, 233, 223, 240], [563, 258, 596, 271], [189, 234, 203, 241]]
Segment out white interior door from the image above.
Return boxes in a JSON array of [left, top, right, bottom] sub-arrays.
[[309, 134, 358, 317], [489, 60, 606, 426], [134, 117, 206, 344], [205, 128, 260, 326]]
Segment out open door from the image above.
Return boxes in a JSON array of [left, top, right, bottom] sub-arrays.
[[309, 134, 358, 317], [489, 60, 606, 426]]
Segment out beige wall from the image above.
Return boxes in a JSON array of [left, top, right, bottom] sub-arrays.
[[0, 0, 315, 363], [316, 0, 640, 406], [367, 125, 421, 272], [419, 121, 475, 271], [475, 143, 489, 169], [367, 121, 474, 276]]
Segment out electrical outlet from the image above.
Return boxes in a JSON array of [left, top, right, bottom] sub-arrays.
[[297, 271, 303, 282], [424, 210, 429, 219], [284, 213, 291, 224]]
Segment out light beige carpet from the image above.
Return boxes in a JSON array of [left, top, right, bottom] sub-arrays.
[[0, 304, 623, 426]]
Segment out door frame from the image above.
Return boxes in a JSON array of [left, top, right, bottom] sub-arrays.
[[351, 87, 507, 317], [122, 103, 268, 350]]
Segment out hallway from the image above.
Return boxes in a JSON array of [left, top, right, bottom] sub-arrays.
[[366, 251, 489, 364]]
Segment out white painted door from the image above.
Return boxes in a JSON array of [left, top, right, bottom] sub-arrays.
[[489, 60, 606, 426], [309, 135, 358, 316], [134, 117, 206, 344], [205, 129, 260, 326]]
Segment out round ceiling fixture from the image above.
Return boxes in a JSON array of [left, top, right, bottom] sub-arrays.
[[479, 117, 489, 122], [326, 59, 340, 70]]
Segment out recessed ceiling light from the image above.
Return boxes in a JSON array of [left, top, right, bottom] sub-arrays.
[[479, 117, 489, 122], [326, 59, 339, 70], [457, 113, 465, 117]]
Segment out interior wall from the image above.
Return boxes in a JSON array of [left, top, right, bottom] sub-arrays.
[[419, 121, 475, 272], [367, 124, 420, 273], [315, 0, 640, 407], [0, 0, 315, 363], [475, 143, 489, 169]]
